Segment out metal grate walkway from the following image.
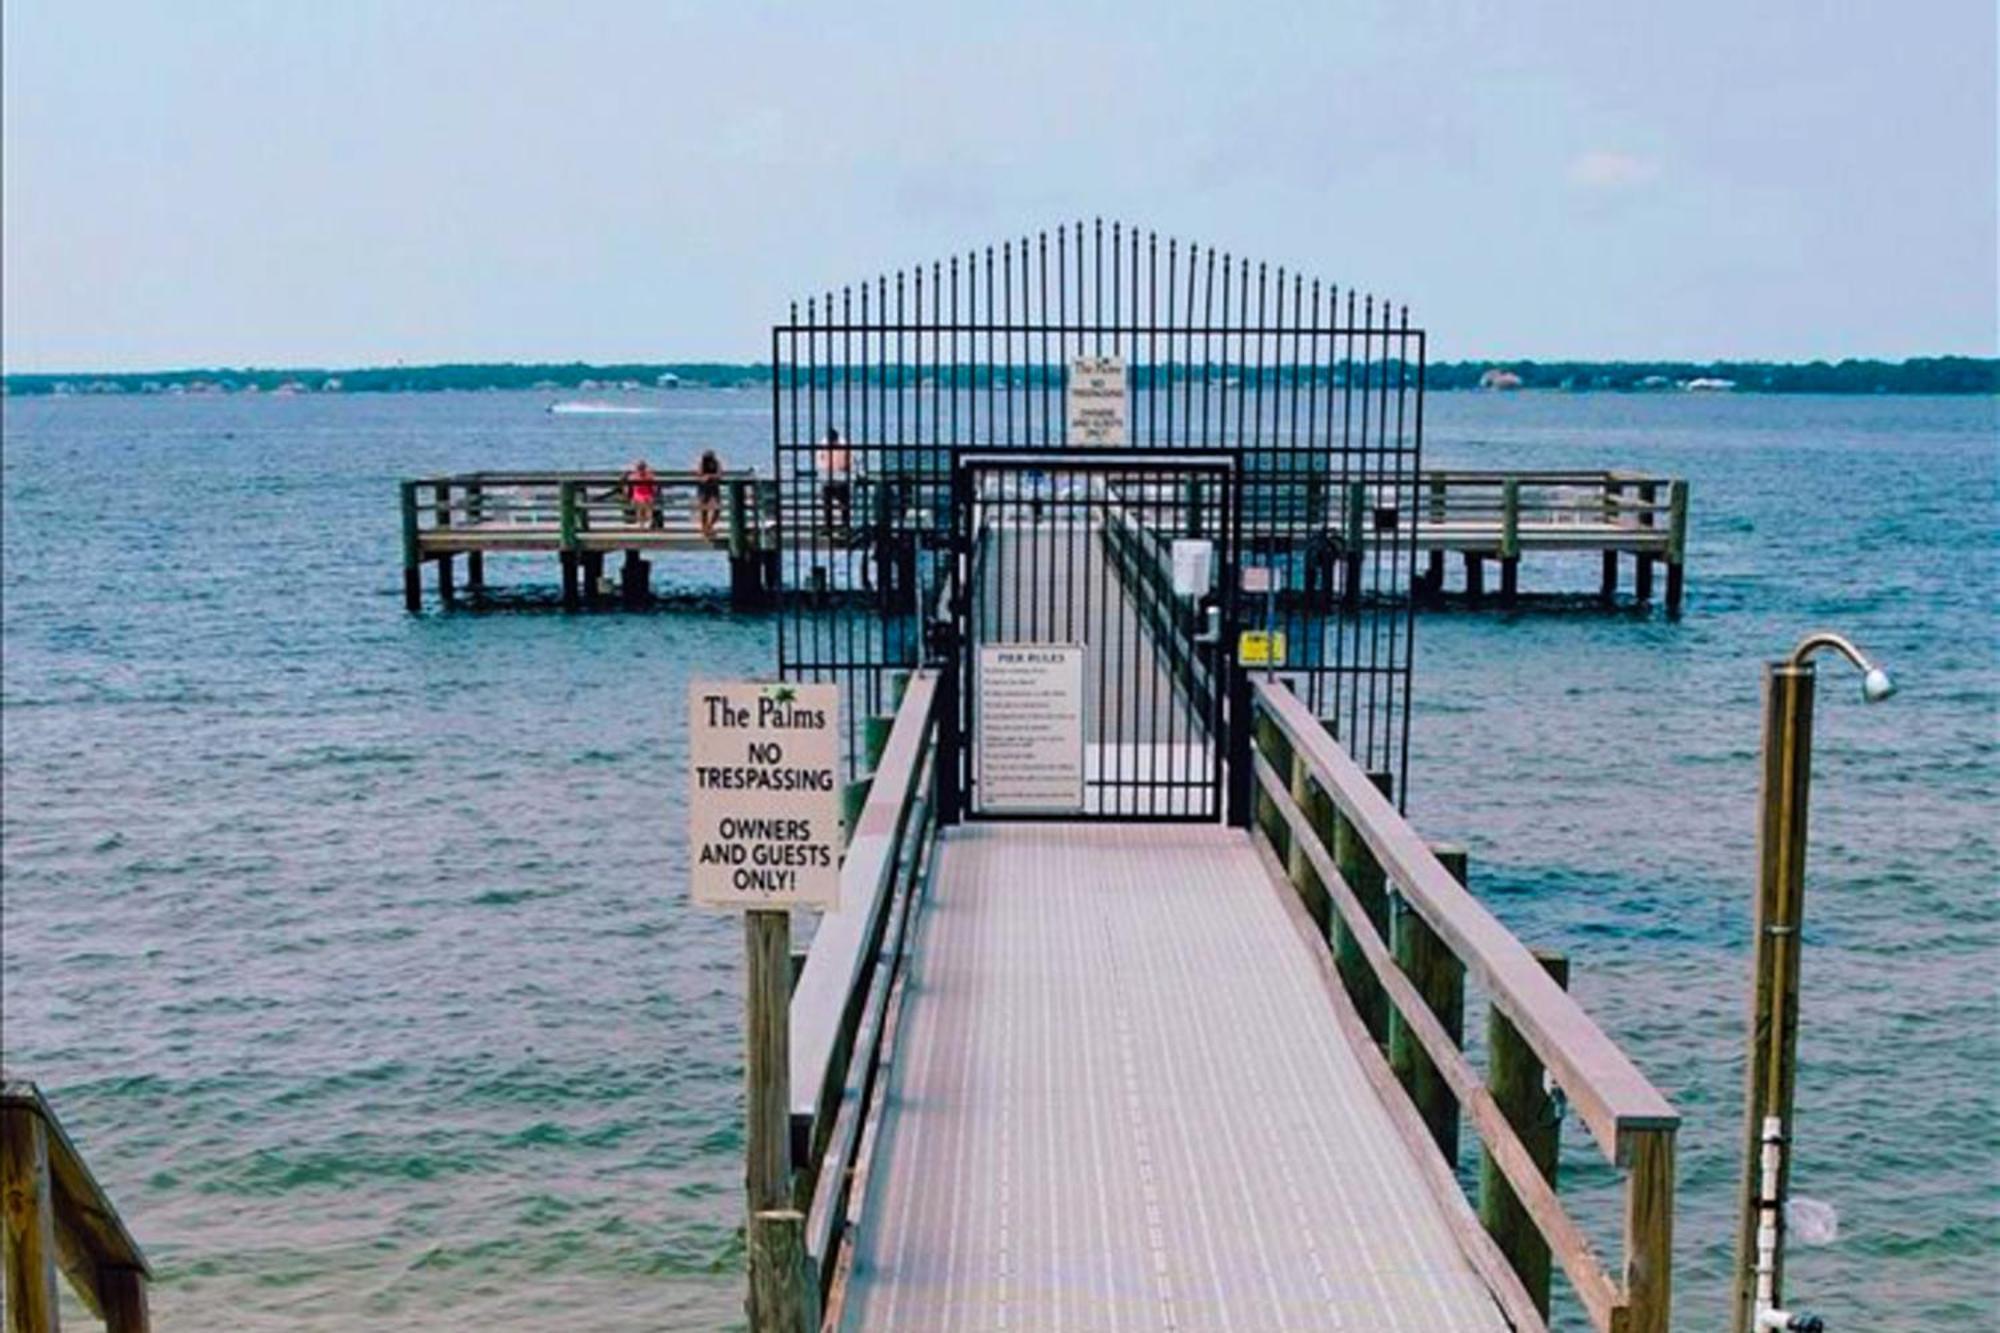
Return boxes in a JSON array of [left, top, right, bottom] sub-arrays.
[[840, 823, 1510, 1332]]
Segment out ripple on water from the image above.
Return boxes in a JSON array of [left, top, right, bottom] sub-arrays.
[[3, 390, 1993, 1331]]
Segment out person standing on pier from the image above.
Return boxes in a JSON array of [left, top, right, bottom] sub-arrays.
[[625, 458, 660, 529], [816, 427, 853, 537], [695, 449, 724, 541]]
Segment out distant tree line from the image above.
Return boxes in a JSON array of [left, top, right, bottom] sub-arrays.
[[1419, 356, 1996, 394], [4, 356, 1993, 396]]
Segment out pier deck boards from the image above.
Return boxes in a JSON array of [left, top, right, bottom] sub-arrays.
[[840, 823, 1510, 1332]]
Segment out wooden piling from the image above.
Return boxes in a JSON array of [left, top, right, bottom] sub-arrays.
[[1499, 477, 1521, 606], [1479, 948, 1570, 1318], [748, 1208, 819, 1333], [558, 481, 581, 612], [1332, 770, 1394, 1044], [1463, 552, 1484, 600], [746, 907, 811, 1331], [1601, 477, 1625, 604], [728, 479, 762, 607], [1635, 480, 1658, 602], [1343, 482, 1366, 608], [465, 481, 485, 595], [1390, 844, 1467, 1163], [621, 551, 649, 607], [1, 1102, 60, 1333], [433, 482, 455, 605], [400, 481, 422, 612], [746, 911, 793, 1211], [1665, 480, 1689, 616]]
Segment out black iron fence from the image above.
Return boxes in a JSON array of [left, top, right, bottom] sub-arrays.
[[773, 220, 1422, 804]]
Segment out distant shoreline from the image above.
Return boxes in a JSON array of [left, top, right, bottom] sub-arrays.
[[3, 356, 1993, 397]]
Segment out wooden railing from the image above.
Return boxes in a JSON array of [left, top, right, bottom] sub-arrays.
[[1247, 679, 1679, 1333], [1, 1081, 150, 1332], [1415, 470, 1684, 534], [400, 470, 772, 545], [753, 670, 942, 1329]]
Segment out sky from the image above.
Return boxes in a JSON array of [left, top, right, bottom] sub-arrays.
[[3, 0, 1995, 372]]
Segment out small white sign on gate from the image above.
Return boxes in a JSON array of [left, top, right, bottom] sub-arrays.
[[1066, 356, 1128, 445], [976, 644, 1086, 814], [1171, 539, 1215, 598], [688, 681, 842, 909]]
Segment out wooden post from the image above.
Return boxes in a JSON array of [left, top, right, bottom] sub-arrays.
[[1731, 662, 1814, 1333], [1665, 479, 1689, 617], [728, 479, 760, 606], [558, 481, 581, 612], [1424, 549, 1445, 604], [1253, 709, 1289, 855], [1, 1104, 60, 1333], [581, 551, 605, 608], [748, 1209, 819, 1333], [621, 551, 650, 607], [745, 912, 792, 1211], [559, 553, 580, 611], [863, 713, 895, 775], [400, 481, 423, 613], [1391, 844, 1467, 1164], [1343, 482, 1366, 608], [99, 1268, 149, 1333], [756, 479, 782, 596], [465, 481, 484, 595], [1332, 770, 1394, 1043], [1499, 477, 1521, 606], [1286, 741, 1335, 937], [1463, 552, 1484, 600], [1635, 480, 1658, 602], [1623, 1129, 1677, 1333], [1480, 949, 1569, 1318], [433, 483, 455, 606], [1601, 477, 1623, 604], [744, 910, 807, 1329]]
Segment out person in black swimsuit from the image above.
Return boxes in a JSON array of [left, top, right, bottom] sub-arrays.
[[695, 449, 723, 540]]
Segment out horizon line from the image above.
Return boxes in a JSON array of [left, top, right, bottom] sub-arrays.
[[5, 352, 1995, 381]]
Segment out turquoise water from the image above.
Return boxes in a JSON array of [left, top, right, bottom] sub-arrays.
[[1, 389, 1992, 1329]]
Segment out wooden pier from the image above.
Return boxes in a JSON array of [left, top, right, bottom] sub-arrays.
[[399, 470, 788, 611], [399, 466, 1689, 615], [1401, 470, 1689, 612], [746, 532, 1681, 1333]]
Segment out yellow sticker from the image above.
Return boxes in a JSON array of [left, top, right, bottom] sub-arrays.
[[1238, 630, 1287, 666]]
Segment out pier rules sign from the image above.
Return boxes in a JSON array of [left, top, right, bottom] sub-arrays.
[[976, 645, 1086, 813], [1066, 356, 1128, 445], [688, 681, 841, 909]]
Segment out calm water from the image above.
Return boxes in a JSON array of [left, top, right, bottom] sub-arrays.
[[1, 389, 1992, 1330]]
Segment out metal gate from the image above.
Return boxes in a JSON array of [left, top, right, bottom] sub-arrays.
[[955, 453, 1237, 821], [773, 220, 1424, 814]]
